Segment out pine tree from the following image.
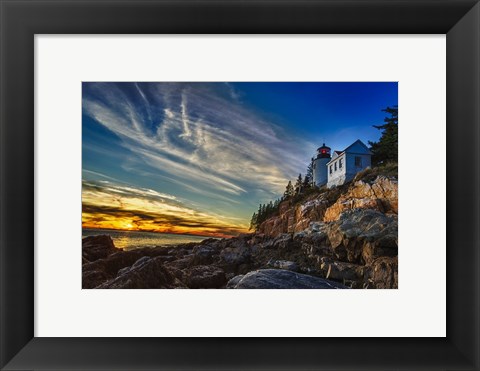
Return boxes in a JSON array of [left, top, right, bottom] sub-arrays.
[[304, 161, 313, 188], [274, 198, 281, 210], [368, 106, 398, 166], [283, 180, 294, 199], [249, 212, 258, 231], [267, 201, 274, 216], [256, 204, 263, 225], [249, 198, 285, 232], [294, 174, 303, 195]]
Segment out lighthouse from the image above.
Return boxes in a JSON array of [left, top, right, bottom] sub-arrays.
[[312, 143, 331, 187]]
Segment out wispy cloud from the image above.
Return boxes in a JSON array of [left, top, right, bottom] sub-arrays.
[[224, 82, 242, 101], [83, 83, 312, 199]]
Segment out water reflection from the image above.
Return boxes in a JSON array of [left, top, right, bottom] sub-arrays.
[[82, 228, 209, 250]]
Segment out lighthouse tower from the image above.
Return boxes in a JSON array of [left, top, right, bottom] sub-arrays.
[[312, 143, 331, 187]]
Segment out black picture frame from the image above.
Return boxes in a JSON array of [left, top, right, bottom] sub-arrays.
[[1, 0, 479, 370]]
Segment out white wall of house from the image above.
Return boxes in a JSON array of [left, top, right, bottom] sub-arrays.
[[326, 140, 372, 188], [326, 153, 346, 187], [344, 152, 371, 182]]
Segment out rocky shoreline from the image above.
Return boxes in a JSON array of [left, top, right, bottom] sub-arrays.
[[83, 174, 398, 289]]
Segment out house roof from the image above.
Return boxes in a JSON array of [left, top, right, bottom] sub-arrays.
[[343, 139, 373, 155], [329, 150, 345, 163], [330, 150, 343, 160], [326, 140, 372, 165]]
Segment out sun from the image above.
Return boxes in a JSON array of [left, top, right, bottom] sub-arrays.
[[125, 223, 134, 230]]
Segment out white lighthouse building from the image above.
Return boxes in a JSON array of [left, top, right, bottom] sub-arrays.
[[312, 143, 331, 187], [312, 139, 372, 188]]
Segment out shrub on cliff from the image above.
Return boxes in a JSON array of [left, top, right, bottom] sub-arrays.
[[354, 162, 398, 184]]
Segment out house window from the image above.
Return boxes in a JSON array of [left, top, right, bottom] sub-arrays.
[[339, 158, 343, 169], [355, 156, 362, 167], [334, 162, 337, 171], [330, 165, 332, 174]]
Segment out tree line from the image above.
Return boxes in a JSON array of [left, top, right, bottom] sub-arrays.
[[249, 164, 314, 231]]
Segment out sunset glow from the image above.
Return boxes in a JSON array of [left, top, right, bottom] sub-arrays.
[[81, 180, 249, 238]]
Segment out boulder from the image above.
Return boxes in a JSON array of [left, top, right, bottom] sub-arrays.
[[82, 235, 117, 262], [164, 256, 194, 271], [82, 247, 178, 287], [259, 239, 275, 249], [272, 233, 297, 250], [219, 244, 251, 273], [184, 265, 227, 289], [191, 245, 218, 266], [96, 256, 184, 289], [82, 270, 111, 289], [366, 256, 398, 289], [293, 198, 329, 232], [324, 176, 398, 222], [149, 246, 172, 256], [325, 209, 397, 264], [248, 234, 266, 246], [362, 234, 398, 265], [295, 224, 331, 258], [319, 257, 365, 281], [228, 269, 348, 289], [226, 274, 244, 288]]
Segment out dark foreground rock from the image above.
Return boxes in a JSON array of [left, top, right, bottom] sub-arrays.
[[365, 256, 398, 289], [82, 242, 175, 289], [184, 265, 227, 289], [82, 235, 117, 262], [97, 256, 186, 289], [227, 269, 348, 289]]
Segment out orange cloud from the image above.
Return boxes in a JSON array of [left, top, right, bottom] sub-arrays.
[[82, 181, 249, 238]]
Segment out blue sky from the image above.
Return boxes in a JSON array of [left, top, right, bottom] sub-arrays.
[[82, 82, 397, 236]]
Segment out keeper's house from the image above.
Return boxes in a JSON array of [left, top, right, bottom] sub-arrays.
[[312, 139, 372, 188]]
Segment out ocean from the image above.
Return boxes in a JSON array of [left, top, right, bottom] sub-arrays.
[[82, 228, 209, 250]]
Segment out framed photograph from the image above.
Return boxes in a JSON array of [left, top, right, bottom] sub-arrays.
[[1, 0, 479, 370]]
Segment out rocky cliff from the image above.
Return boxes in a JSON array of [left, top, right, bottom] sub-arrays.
[[256, 173, 398, 288], [259, 175, 397, 236], [83, 169, 398, 289]]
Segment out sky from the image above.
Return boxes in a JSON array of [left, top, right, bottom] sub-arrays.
[[82, 82, 397, 237]]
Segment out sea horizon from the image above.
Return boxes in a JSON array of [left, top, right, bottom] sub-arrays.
[[82, 227, 214, 250]]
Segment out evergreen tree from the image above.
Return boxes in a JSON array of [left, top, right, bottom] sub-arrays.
[[274, 198, 280, 209], [368, 106, 398, 165], [268, 201, 274, 215], [294, 174, 303, 195], [249, 198, 283, 231], [283, 180, 294, 199], [304, 161, 314, 188], [249, 212, 258, 231]]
